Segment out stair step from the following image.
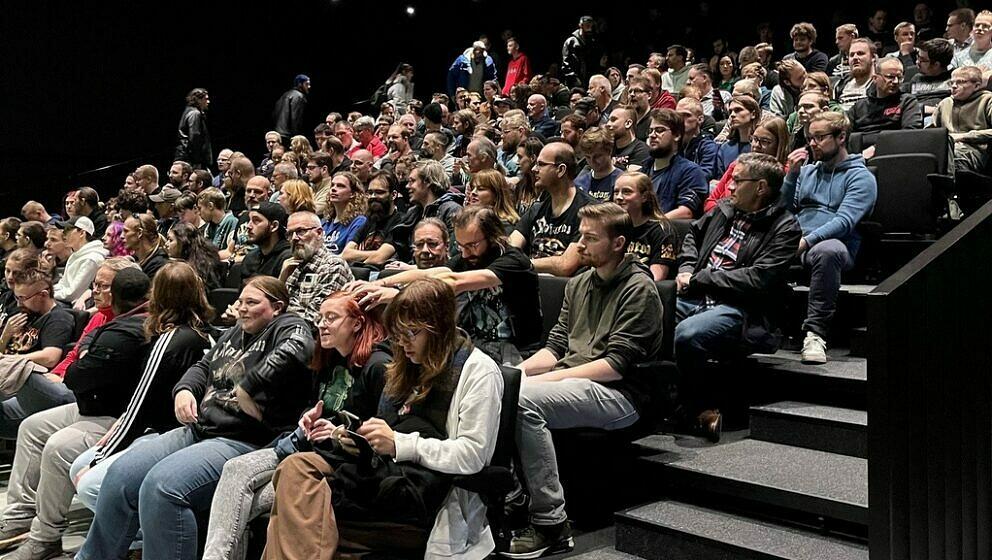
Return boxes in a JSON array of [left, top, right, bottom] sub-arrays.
[[563, 546, 641, 560], [752, 350, 867, 408], [640, 437, 868, 526], [750, 401, 867, 458], [616, 500, 868, 560]]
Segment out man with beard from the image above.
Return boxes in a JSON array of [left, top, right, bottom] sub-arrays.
[[175, 88, 212, 169], [342, 170, 405, 266], [419, 132, 456, 175], [224, 156, 254, 217], [222, 176, 271, 262], [848, 58, 922, 147], [506, 202, 663, 559], [396, 160, 464, 259], [606, 106, 651, 170], [510, 142, 597, 277], [357, 206, 542, 364], [280, 211, 353, 325], [240, 202, 292, 281], [783, 112, 877, 364], [167, 161, 192, 192], [374, 124, 413, 171], [307, 152, 334, 216], [641, 108, 708, 219], [834, 38, 877, 109]]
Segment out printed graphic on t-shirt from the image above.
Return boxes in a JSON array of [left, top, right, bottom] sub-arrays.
[[7, 327, 39, 354], [531, 217, 573, 258], [461, 286, 513, 342], [319, 365, 354, 412]]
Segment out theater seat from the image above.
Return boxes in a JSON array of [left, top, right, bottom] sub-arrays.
[[538, 275, 569, 344], [670, 219, 692, 254], [65, 309, 92, 354], [874, 127, 951, 175], [349, 265, 372, 281], [207, 288, 239, 324], [867, 154, 940, 235], [656, 280, 676, 361], [224, 262, 243, 289]]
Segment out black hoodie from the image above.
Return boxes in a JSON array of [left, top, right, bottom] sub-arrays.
[[173, 312, 315, 446]]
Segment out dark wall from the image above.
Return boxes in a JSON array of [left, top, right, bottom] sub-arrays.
[[1, 0, 958, 215]]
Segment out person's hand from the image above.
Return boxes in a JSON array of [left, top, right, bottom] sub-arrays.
[[174, 390, 199, 424], [861, 145, 876, 160], [308, 418, 337, 443], [797, 238, 810, 255], [384, 261, 414, 271], [299, 401, 323, 435], [235, 386, 263, 421], [787, 148, 809, 172], [73, 291, 91, 311], [342, 280, 372, 293], [676, 272, 692, 293], [2, 313, 29, 340], [899, 41, 914, 55], [44, 373, 63, 384], [353, 285, 400, 310], [357, 418, 396, 457], [96, 418, 121, 447], [333, 424, 360, 456], [280, 257, 302, 277]]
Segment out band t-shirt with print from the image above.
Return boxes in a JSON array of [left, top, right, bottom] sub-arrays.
[[514, 188, 598, 258]]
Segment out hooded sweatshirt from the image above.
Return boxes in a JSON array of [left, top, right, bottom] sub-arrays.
[[54, 240, 108, 302], [931, 89, 992, 146], [545, 255, 663, 414], [173, 312, 315, 446], [781, 154, 878, 256]]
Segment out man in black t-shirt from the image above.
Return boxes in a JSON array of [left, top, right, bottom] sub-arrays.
[[510, 142, 598, 277], [359, 207, 543, 364], [606, 106, 651, 170], [341, 170, 405, 267]]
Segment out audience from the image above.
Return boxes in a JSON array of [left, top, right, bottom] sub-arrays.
[[612, 172, 678, 281], [321, 172, 368, 254], [847, 58, 922, 147], [165, 223, 226, 291]]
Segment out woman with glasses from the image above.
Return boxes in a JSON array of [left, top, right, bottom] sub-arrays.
[[202, 290, 391, 560], [75, 276, 315, 560], [706, 117, 790, 212], [263, 278, 503, 560]]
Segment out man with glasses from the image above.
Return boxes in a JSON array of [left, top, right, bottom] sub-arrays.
[[627, 76, 654, 140], [642, 108, 708, 219], [510, 142, 597, 277], [848, 58, 922, 149], [365, 206, 542, 363], [280, 211, 353, 325], [931, 65, 992, 174], [674, 153, 802, 441], [907, 39, 954, 115], [784, 112, 877, 364], [946, 8, 975, 54], [953, 10, 992, 75]]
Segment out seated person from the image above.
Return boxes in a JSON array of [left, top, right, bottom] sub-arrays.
[[509, 142, 598, 277], [122, 214, 169, 279], [52, 217, 107, 305], [341, 170, 405, 267], [321, 172, 368, 255], [574, 127, 622, 201], [74, 276, 315, 560], [613, 172, 679, 281], [0, 250, 41, 340], [677, 97, 718, 181], [783, 112, 877, 364], [706, 117, 791, 212], [201, 290, 391, 560], [262, 278, 502, 559], [397, 160, 464, 257], [199, 187, 240, 250], [906, 38, 954, 116], [714, 96, 760, 177], [847, 58, 923, 152], [507, 203, 663, 558], [930, 65, 992, 174], [223, 176, 273, 262], [364, 206, 543, 364], [0, 269, 77, 438], [674, 153, 801, 441], [466, 169, 521, 234], [384, 218, 451, 272], [281, 212, 354, 325], [640, 108, 709, 219], [69, 263, 215, 514], [240, 202, 293, 281]]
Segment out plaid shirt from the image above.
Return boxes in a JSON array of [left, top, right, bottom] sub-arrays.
[[286, 247, 354, 325], [703, 215, 753, 308]]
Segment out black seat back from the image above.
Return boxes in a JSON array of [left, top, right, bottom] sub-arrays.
[[867, 154, 940, 234], [65, 309, 92, 353], [224, 262, 243, 289], [207, 288, 240, 324], [538, 275, 569, 344], [655, 280, 677, 361], [349, 265, 372, 281], [874, 128, 951, 175], [669, 219, 693, 255], [491, 366, 521, 469]]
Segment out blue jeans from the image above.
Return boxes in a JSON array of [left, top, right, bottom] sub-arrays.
[[70, 434, 158, 512], [801, 239, 854, 339], [75, 426, 257, 560], [674, 298, 747, 367], [0, 374, 76, 439]]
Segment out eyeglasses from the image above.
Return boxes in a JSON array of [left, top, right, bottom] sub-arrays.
[[456, 239, 486, 251], [15, 288, 46, 303], [413, 239, 444, 250], [648, 126, 672, 136], [879, 73, 903, 82], [92, 281, 112, 292], [395, 328, 425, 343], [809, 132, 838, 144], [751, 136, 775, 148], [628, 88, 648, 95], [533, 160, 562, 170], [732, 176, 763, 184], [287, 226, 320, 238]]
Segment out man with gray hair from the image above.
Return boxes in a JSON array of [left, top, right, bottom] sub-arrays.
[[280, 211, 353, 325], [526, 94, 560, 138], [460, 137, 500, 184], [587, 74, 615, 123], [396, 160, 464, 259], [352, 116, 387, 158], [847, 57, 922, 148]]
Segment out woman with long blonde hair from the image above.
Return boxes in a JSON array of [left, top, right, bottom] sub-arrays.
[[321, 171, 368, 255]]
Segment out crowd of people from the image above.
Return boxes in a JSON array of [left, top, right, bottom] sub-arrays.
[[0, 5, 986, 559]]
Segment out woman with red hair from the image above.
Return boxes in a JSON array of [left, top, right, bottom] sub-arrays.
[[201, 291, 390, 560]]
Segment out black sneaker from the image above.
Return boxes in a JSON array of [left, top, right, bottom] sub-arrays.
[[503, 493, 530, 531], [501, 522, 574, 559]]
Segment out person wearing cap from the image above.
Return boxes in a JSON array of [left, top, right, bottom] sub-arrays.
[[573, 97, 602, 129], [446, 41, 498, 97], [240, 202, 293, 282], [562, 16, 602, 88], [272, 74, 310, 143], [503, 37, 532, 96], [52, 217, 108, 304], [149, 186, 182, 237], [73, 187, 108, 240]]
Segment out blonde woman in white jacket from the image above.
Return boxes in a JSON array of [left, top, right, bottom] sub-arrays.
[[262, 278, 502, 560]]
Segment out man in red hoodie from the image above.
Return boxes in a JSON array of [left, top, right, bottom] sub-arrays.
[[643, 68, 677, 109], [503, 37, 532, 96]]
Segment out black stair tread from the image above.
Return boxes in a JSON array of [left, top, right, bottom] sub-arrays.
[[618, 500, 868, 560], [791, 283, 876, 295], [641, 437, 868, 510], [753, 350, 866, 383], [750, 401, 867, 427], [563, 547, 641, 560]]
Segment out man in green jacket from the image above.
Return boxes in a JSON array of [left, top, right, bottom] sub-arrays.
[[504, 203, 663, 559], [931, 65, 992, 174]]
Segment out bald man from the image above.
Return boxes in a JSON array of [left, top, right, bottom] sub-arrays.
[[509, 142, 598, 277], [527, 94, 560, 137], [20, 202, 59, 226], [224, 156, 256, 216]]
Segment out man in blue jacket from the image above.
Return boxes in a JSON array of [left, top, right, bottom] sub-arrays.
[[640, 108, 709, 219], [446, 42, 497, 97], [782, 112, 877, 364]]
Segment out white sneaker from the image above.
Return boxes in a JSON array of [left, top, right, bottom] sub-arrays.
[[801, 332, 828, 364]]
